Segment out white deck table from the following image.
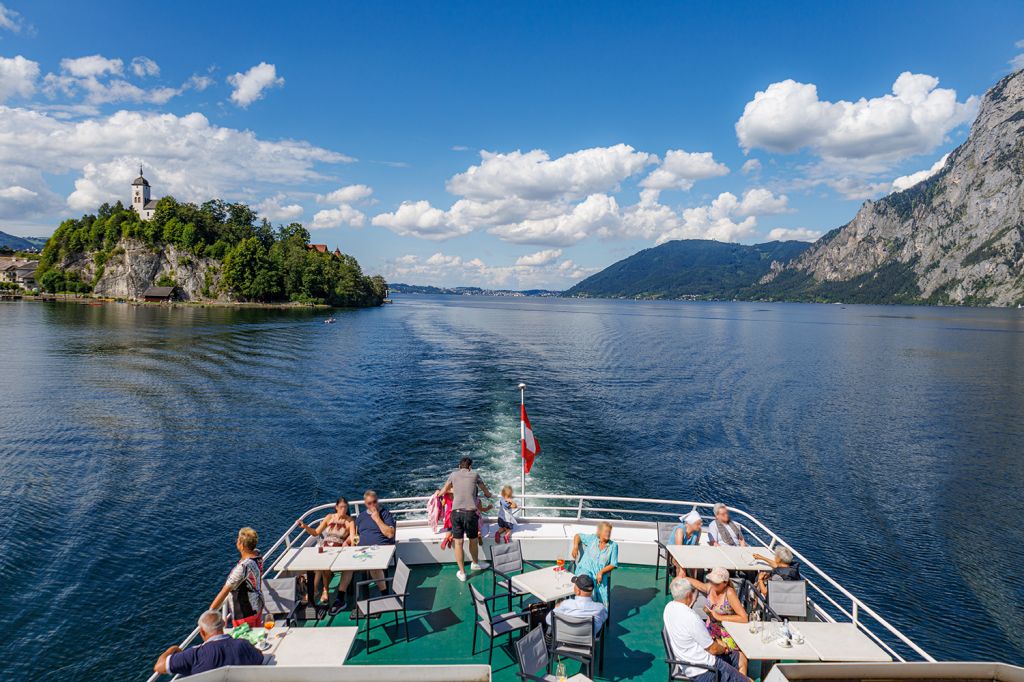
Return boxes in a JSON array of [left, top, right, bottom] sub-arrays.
[[723, 621, 821, 661], [666, 545, 733, 570], [716, 545, 773, 571], [793, 622, 893, 662], [667, 544, 773, 572], [723, 621, 892, 662], [329, 545, 396, 573], [272, 545, 346, 573], [511, 566, 576, 603], [258, 625, 359, 666]]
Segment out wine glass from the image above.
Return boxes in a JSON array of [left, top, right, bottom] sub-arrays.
[[748, 611, 760, 634], [263, 612, 276, 633], [555, 554, 565, 572]]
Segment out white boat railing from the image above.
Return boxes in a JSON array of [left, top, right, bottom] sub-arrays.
[[146, 493, 932, 681]]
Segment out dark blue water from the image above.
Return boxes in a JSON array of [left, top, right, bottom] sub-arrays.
[[1, 296, 1022, 679]]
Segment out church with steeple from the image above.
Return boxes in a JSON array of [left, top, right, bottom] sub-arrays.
[[131, 166, 159, 221]]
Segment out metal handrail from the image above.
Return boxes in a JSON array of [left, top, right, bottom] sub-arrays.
[[146, 493, 932, 680]]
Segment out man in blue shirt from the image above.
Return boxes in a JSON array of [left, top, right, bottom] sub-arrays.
[[153, 610, 263, 677], [546, 574, 608, 633], [328, 489, 397, 616]]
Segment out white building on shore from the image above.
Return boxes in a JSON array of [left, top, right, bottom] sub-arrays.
[[131, 167, 159, 221]]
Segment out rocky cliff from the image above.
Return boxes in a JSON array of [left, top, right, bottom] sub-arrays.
[[763, 69, 1024, 306], [62, 239, 221, 300]]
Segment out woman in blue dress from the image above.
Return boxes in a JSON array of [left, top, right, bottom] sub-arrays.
[[571, 521, 618, 605]]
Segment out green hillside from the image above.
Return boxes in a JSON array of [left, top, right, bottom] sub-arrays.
[[566, 239, 811, 299]]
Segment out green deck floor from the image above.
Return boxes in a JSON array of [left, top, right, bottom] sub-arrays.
[[309, 562, 673, 681]]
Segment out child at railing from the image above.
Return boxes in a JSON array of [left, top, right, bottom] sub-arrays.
[[439, 495, 492, 550], [494, 485, 518, 544]]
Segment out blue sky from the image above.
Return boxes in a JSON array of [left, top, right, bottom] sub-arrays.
[[1, 1, 1023, 288]]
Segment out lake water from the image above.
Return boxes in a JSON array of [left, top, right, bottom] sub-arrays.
[[1, 296, 1022, 679]]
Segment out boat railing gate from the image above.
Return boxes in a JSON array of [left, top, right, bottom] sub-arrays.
[[148, 494, 932, 681]]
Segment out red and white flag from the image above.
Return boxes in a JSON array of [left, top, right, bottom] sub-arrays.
[[521, 403, 540, 474]]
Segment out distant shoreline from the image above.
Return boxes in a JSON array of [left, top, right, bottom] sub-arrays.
[[6, 294, 335, 310]]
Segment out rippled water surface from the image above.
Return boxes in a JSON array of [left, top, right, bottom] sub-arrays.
[[1, 296, 1022, 679]]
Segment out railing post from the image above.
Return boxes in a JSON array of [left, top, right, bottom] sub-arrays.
[[576, 498, 584, 520], [852, 600, 859, 626]]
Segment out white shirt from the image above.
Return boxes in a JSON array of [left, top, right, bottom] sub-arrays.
[[706, 519, 745, 546], [663, 600, 716, 679], [546, 595, 608, 633]]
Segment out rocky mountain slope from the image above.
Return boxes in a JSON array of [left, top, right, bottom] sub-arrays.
[[61, 239, 220, 300], [761, 69, 1024, 306], [566, 239, 811, 299]]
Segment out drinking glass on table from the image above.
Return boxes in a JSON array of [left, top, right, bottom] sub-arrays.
[[263, 612, 275, 632], [748, 611, 760, 634], [555, 554, 565, 572]]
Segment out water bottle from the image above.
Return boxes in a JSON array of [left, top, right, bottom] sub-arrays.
[[782, 618, 792, 645], [556, 661, 567, 682]]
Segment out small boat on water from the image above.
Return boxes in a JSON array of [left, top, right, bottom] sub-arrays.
[[143, 494, 1024, 681], [324, 317, 336, 324]]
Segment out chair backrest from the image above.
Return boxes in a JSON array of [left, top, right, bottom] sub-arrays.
[[489, 540, 524, 575], [469, 584, 491, 623], [768, 579, 807, 618], [658, 522, 678, 546], [392, 559, 411, 601], [261, 577, 298, 616], [515, 626, 548, 678], [662, 627, 682, 679], [692, 592, 708, 618], [552, 611, 594, 648]]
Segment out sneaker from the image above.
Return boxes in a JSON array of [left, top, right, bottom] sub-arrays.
[[470, 562, 486, 571], [328, 597, 347, 616], [456, 570, 467, 582]]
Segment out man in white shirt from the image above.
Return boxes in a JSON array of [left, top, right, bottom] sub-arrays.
[[663, 578, 749, 682], [546, 574, 608, 633], [706, 503, 747, 547]]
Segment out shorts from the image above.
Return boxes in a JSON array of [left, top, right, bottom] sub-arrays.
[[232, 612, 261, 629], [450, 509, 479, 539], [497, 518, 514, 530]]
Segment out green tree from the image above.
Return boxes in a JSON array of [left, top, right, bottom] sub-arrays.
[[221, 237, 280, 301]]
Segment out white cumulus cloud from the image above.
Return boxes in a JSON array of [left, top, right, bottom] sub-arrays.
[[371, 200, 469, 240], [311, 204, 366, 229], [382, 251, 596, 289], [766, 227, 822, 242], [515, 248, 563, 266], [61, 55, 123, 78], [318, 184, 373, 204], [489, 194, 621, 246], [256, 195, 303, 222], [447, 144, 655, 201], [891, 153, 950, 192], [0, 3, 27, 33], [131, 57, 160, 78], [228, 62, 284, 107], [640, 150, 729, 192], [741, 159, 762, 174], [736, 72, 978, 168], [0, 55, 39, 102]]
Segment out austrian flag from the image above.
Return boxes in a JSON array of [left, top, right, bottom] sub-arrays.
[[521, 403, 540, 474]]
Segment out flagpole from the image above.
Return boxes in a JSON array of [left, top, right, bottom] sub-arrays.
[[518, 382, 526, 514]]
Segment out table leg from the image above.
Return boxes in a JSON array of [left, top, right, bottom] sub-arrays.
[[303, 569, 321, 621]]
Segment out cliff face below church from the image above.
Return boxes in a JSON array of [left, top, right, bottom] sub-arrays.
[[760, 69, 1024, 306], [61, 239, 221, 300]]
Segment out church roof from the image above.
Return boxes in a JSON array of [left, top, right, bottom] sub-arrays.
[[132, 175, 150, 187], [143, 199, 158, 209]]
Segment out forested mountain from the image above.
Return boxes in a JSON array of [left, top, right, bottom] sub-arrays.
[[0, 230, 46, 252], [565, 239, 811, 299], [37, 198, 386, 306]]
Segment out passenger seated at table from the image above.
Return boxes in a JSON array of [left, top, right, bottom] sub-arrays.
[[571, 521, 618, 605], [296, 495, 356, 605], [707, 503, 747, 547], [545, 573, 608, 633], [209, 527, 264, 628], [673, 509, 704, 578], [664, 579, 751, 682], [153, 610, 263, 678], [336, 490, 396, 606], [752, 545, 801, 595], [686, 566, 748, 675]]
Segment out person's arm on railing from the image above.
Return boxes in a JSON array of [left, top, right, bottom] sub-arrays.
[[153, 645, 180, 675]]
